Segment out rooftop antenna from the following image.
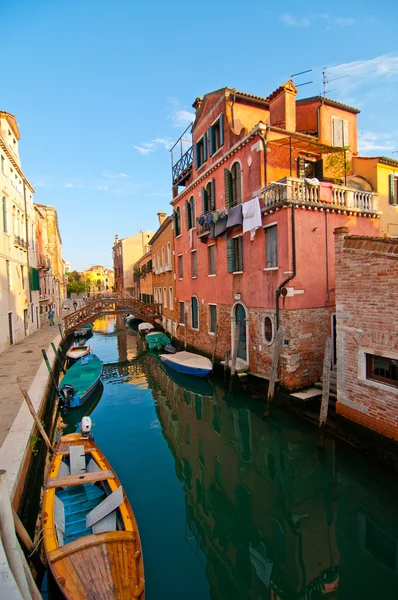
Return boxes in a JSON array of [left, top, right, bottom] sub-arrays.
[[291, 69, 313, 90], [322, 67, 349, 97]]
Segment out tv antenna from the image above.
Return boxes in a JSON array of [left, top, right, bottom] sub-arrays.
[[291, 69, 313, 89], [322, 67, 349, 97]]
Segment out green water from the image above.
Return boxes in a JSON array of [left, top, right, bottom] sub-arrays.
[[54, 316, 398, 599]]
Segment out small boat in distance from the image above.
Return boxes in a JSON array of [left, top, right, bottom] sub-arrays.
[[65, 344, 92, 361], [43, 420, 145, 599], [160, 351, 213, 377], [60, 354, 102, 409], [145, 331, 176, 353], [138, 322, 154, 333]]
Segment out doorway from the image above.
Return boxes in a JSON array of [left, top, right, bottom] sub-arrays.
[[8, 313, 13, 345], [232, 302, 248, 363], [24, 308, 28, 336]]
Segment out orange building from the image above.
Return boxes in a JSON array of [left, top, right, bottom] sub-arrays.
[[149, 213, 175, 335], [133, 249, 153, 303]]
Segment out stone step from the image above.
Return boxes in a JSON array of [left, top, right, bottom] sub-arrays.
[[314, 381, 337, 394]]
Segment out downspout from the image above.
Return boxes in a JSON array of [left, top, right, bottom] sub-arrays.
[[231, 93, 236, 130], [276, 204, 296, 329], [258, 126, 269, 188]]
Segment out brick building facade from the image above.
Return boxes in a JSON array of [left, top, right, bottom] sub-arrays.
[[170, 82, 381, 390], [334, 227, 398, 441], [149, 213, 175, 334]]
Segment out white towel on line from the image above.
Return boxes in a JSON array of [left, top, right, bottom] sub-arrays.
[[242, 196, 262, 241]]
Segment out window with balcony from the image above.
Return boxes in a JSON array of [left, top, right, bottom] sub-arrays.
[[195, 133, 207, 170], [178, 254, 183, 279], [366, 353, 398, 388], [185, 196, 195, 230], [265, 224, 278, 269], [209, 115, 224, 156], [191, 296, 199, 329], [332, 117, 349, 147], [191, 250, 197, 278], [201, 179, 215, 213], [225, 162, 242, 208], [208, 244, 216, 275], [227, 236, 243, 273], [209, 304, 217, 333]]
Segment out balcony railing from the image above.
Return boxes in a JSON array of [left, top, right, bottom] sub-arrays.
[[172, 146, 193, 186], [196, 216, 211, 237], [264, 177, 378, 212], [37, 254, 51, 269], [13, 235, 28, 250]]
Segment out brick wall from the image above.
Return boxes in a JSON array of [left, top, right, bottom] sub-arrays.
[[334, 227, 398, 441]]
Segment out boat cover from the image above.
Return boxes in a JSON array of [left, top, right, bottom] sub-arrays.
[[145, 332, 171, 351]]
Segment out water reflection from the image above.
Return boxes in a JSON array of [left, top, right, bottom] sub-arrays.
[[59, 382, 104, 434], [141, 353, 398, 600]]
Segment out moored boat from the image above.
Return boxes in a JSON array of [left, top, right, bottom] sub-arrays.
[[138, 322, 154, 334], [145, 331, 174, 352], [160, 351, 213, 377], [43, 421, 145, 599], [60, 354, 102, 409], [65, 344, 92, 361]]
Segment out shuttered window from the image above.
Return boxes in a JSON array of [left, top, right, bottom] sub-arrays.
[[389, 174, 398, 205], [265, 225, 278, 268], [29, 267, 40, 291], [178, 255, 183, 279], [209, 305, 217, 333], [227, 236, 243, 272], [201, 186, 209, 213], [195, 134, 207, 169], [332, 117, 349, 147], [191, 296, 199, 329], [191, 251, 197, 278], [185, 199, 193, 230], [224, 168, 233, 208], [174, 208, 181, 236], [180, 301, 185, 324], [231, 162, 242, 205], [209, 115, 224, 156], [208, 245, 216, 275]]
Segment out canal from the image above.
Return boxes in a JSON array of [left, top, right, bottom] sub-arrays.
[[46, 315, 398, 599]]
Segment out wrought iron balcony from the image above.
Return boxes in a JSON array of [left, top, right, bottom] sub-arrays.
[[172, 146, 193, 187], [264, 177, 378, 213]]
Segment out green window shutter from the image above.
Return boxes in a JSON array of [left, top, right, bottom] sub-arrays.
[[185, 200, 190, 230], [209, 125, 215, 155], [210, 178, 216, 211], [173, 209, 177, 234], [195, 143, 200, 169], [389, 174, 395, 205], [201, 187, 208, 213], [219, 115, 224, 147], [224, 168, 233, 208], [227, 239, 236, 273], [203, 132, 208, 162], [29, 267, 40, 291], [297, 157, 306, 178], [237, 237, 243, 271]]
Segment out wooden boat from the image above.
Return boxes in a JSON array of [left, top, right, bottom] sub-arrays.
[[43, 430, 145, 599], [138, 322, 154, 334], [160, 351, 213, 377], [65, 345, 92, 361], [60, 354, 102, 409], [161, 362, 213, 397]]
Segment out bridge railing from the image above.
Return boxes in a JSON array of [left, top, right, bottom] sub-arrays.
[[63, 296, 162, 333]]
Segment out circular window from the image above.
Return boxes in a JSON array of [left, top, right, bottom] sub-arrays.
[[264, 317, 273, 342]]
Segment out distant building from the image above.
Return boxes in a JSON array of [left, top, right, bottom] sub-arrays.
[[149, 213, 175, 334], [334, 227, 398, 441], [133, 249, 153, 303], [112, 231, 154, 295], [0, 110, 40, 352], [84, 265, 114, 297]]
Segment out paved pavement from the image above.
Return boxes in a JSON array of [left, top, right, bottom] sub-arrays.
[[0, 314, 67, 447]]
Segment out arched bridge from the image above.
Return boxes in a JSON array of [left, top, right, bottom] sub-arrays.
[[63, 297, 162, 334]]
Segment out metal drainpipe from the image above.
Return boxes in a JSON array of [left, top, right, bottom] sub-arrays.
[[258, 127, 268, 189], [276, 204, 296, 329]]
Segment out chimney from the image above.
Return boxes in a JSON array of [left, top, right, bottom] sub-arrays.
[[268, 80, 297, 132], [114, 234, 119, 243], [192, 97, 203, 113], [157, 212, 167, 226]]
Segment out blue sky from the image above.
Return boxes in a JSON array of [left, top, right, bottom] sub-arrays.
[[2, 0, 397, 270]]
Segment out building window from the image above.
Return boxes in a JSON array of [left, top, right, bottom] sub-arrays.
[[227, 236, 243, 273], [174, 207, 181, 236], [2, 197, 7, 233], [154, 288, 158, 303], [162, 247, 165, 266], [191, 296, 199, 329], [185, 196, 195, 230], [265, 224, 278, 268], [209, 115, 224, 155], [389, 174, 398, 205], [195, 133, 208, 170], [263, 315, 274, 345], [191, 250, 197, 278], [178, 254, 183, 279], [6, 260, 11, 290], [208, 244, 216, 275], [209, 305, 217, 333], [201, 179, 215, 214], [179, 301, 185, 324], [332, 117, 349, 147], [158, 288, 162, 304], [163, 287, 167, 308], [169, 287, 173, 310], [0, 155, 4, 173], [366, 354, 398, 388], [224, 163, 242, 208], [167, 241, 171, 264], [21, 266, 24, 289]]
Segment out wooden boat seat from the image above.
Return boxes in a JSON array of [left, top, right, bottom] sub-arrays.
[[47, 469, 114, 489], [48, 530, 136, 563], [86, 486, 124, 534], [69, 445, 86, 475]]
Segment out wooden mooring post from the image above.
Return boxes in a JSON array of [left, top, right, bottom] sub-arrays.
[[16, 379, 54, 455], [318, 336, 332, 449], [228, 324, 240, 393], [41, 349, 63, 401], [264, 326, 284, 418], [0, 470, 43, 600], [224, 348, 230, 385], [211, 323, 218, 363], [51, 342, 66, 375]]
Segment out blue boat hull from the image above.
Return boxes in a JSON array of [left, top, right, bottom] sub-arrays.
[[160, 356, 211, 377]]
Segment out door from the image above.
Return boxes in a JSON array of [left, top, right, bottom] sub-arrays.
[[24, 309, 28, 336], [8, 313, 13, 345], [235, 303, 247, 361], [36, 306, 39, 329]]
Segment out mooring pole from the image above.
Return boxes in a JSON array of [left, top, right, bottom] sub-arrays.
[[212, 323, 218, 363], [58, 323, 65, 342], [41, 350, 63, 401], [224, 348, 230, 386], [318, 336, 332, 449], [229, 323, 240, 393], [16, 379, 54, 455], [264, 326, 284, 418], [51, 343, 65, 374]]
